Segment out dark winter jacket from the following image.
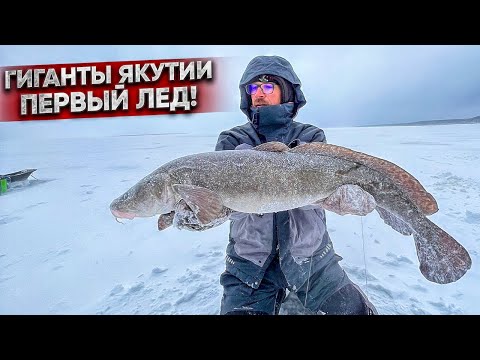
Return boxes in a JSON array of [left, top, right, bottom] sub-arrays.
[[214, 56, 336, 290]]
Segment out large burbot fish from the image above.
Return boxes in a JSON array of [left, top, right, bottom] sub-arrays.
[[110, 141, 472, 284]]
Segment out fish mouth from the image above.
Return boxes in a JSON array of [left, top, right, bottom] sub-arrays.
[[111, 209, 136, 220]]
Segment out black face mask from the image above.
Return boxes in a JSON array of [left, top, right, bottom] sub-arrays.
[[249, 103, 295, 142]]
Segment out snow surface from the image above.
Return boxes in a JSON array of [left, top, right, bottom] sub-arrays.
[[1, 117, 478, 314]]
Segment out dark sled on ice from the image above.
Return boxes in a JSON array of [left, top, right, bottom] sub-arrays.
[[0, 168, 37, 182]]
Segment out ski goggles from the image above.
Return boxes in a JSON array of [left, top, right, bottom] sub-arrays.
[[245, 83, 275, 95]]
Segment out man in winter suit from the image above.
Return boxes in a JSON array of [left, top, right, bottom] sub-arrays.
[[214, 55, 378, 315]]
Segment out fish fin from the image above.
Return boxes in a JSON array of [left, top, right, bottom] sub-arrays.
[[289, 142, 438, 216], [157, 211, 175, 231], [319, 184, 377, 216], [376, 206, 413, 236], [172, 184, 225, 225], [173, 199, 231, 231], [288, 142, 329, 154], [252, 141, 289, 152], [413, 219, 471, 284]]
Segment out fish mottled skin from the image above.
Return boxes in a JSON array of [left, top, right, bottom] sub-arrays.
[[163, 149, 350, 213], [110, 142, 472, 284]]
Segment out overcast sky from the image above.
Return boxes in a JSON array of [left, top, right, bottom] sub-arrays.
[[1, 45, 479, 127]]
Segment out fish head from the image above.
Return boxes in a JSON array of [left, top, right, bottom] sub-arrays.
[[110, 173, 175, 220]]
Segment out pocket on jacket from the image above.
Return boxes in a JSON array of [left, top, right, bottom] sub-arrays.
[[231, 214, 273, 265], [289, 208, 326, 258]]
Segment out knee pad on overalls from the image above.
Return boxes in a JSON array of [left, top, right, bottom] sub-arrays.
[[319, 283, 378, 315]]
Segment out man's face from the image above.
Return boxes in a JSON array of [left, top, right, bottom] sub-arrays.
[[248, 82, 282, 107]]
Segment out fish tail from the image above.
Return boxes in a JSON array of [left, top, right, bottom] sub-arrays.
[[413, 218, 471, 284]]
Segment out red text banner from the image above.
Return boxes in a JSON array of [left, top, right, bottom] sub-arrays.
[[0, 57, 231, 122]]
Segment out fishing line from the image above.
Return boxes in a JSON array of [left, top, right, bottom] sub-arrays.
[[361, 216, 369, 298]]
